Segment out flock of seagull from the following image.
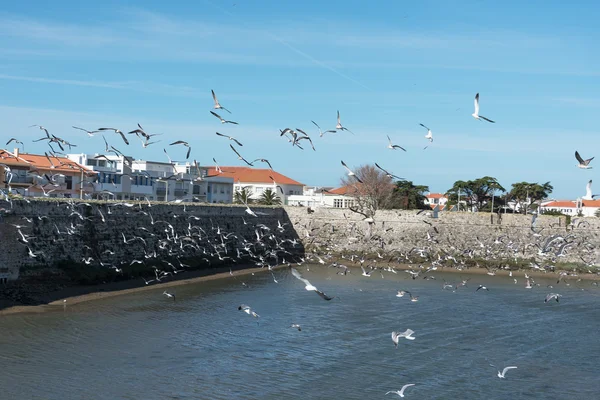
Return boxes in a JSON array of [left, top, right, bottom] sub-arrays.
[[1, 89, 599, 398]]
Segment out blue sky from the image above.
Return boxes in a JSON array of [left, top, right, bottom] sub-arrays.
[[1, 0, 599, 198]]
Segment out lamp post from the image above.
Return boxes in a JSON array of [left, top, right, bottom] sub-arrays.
[[457, 188, 461, 212], [80, 169, 84, 199]]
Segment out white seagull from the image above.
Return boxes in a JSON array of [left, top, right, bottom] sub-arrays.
[[290, 267, 335, 301], [211, 90, 231, 113], [420, 124, 433, 142], [472, 93, 495, 123], [497, 366, 517, 378], [575, 151, 594, 169], [387, 135, 406, 151], [210, 111, 238, 125], [391, 329, 415, 348], [238, 304, 260, 318], [545, 293, 562, 303], [386, 384, 415, 397], [312, 120, 336, 137], [341, 160, 363, 183], [582, 180, 599, 200], [336, 110, 355, 134]]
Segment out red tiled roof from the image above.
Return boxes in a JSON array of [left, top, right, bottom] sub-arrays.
[[0, 150, 94, 174], [210, 166, 303, 186], [541, 201, 577, 208], [327, 186, 350, 195], [582, 200, 600, 207], [426, 193, 446, 199]]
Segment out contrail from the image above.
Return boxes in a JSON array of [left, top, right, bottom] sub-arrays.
[[206, 1, 370, 90]]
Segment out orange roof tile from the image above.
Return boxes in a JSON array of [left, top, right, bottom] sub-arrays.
[[0, 150, 95, 174], [426, 193, 446, 199], [327, 186, 351, 195], [582, 200, 600, 207], [209, 166, 303, 186], [542, 201, 577, 208]]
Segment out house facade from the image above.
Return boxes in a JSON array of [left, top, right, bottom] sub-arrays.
[[210, 166, 304, 204], [424, 193, 448, 210], [2, 148, 96, 198], [540, 199, 600, 217]]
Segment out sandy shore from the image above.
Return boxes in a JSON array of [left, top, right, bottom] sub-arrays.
[[0, 265, 277, 316]]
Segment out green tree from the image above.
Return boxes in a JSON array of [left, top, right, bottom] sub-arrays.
[[509, 182, 553, 213], [257, 188, 282, 205], [390, 180, 430, 210], [446, 176, 505, 211], [234, 187, 253, 205]]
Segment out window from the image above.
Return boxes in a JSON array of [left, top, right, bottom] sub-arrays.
[[255, 187, 264, 194], [334, 199, 343, 208], [207, 186, 212, 193], [288, 190, 294, 195]]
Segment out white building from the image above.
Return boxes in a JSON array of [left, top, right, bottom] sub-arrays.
[[210, 166, 304, 204], [540, 199, 600, 217], [67, 154, 233, 202], [287, 186, 357, 208], [424, 193, 448, 210]]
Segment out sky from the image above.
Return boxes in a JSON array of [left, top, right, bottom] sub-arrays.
[[0, 0, 599, 199]]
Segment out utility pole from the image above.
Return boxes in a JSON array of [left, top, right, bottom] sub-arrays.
[[457, 188, 461, 212]]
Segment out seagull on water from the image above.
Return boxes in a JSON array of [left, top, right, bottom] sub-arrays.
[[336, 110, 355, 134], [341, 160, 363, 183], [575, 151, 594, 169], [290, 324, 302, 331], [420, 124, 433, 143], [211, 90, 231, 113], [472, 93, 495, 123], [497, 366, 517, 378], [396, 290, 410, 298], [545, 293, 562, 303], [290, 267, 335, 301], [386, 384, 415, 397], [210, 111, 238, 125], [386, 135, 406, 151]]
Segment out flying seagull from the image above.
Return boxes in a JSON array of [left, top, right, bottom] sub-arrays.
[[386, 384, 415, 398], [216, 132, 243, 146], [545, 293, 562, 303], [72, 126, 99, 137], [375, 163, 404, 180], [251, 158, 273, 169], [169, 141, 191, 159], [341, 160, 363, 183], [230, 144, 253, 166], [98, 128, 129, 145], [497, 366, 517, 379], [162, 290, 176, 301], [582, 180, 599, 200], [210, 111, 238, 125], [420, 124, 433, 143], [575, 151, 594, 169], [391, 329, 415, 348], [312, 120, 336, 137], [336, 110, 355, 134], [211, 90, 231, 113], [472, 93, 495, 123], [387, 135, 406, 151], [238, 304, 260, 318], [290, 267, 335, 301]]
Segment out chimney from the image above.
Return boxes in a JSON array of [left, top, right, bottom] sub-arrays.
[[13, 148, 19, 158]]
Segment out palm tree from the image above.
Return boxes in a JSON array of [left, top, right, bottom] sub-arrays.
[[258, 188, 282, 205], [234, 187, 253, 204]]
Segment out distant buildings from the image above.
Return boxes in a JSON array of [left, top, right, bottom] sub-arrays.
[[1, 148, 96, 198], [540, 199, 600, 217], [209, 166, 304, 204], [424, 193, 448, 210]]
